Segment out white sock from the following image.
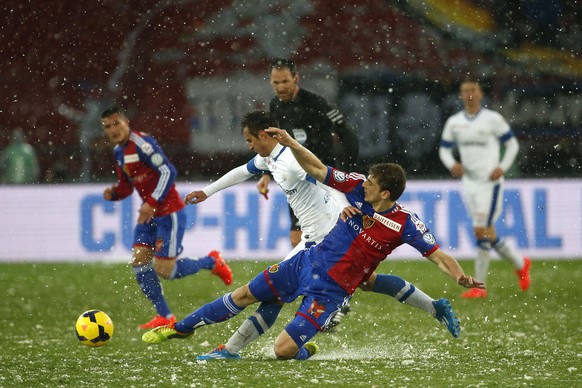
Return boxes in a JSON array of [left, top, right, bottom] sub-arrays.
[[493, 238, 524, 269], [402, 286, 436, 317], [475, 247, 490, 284], [225, 313, 265, 354]]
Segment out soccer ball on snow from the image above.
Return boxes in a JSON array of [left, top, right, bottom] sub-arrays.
[[75, 310, 114, 347]]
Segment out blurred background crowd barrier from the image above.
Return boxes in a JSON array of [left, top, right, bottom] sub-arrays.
[[1, 0, 580, 184]]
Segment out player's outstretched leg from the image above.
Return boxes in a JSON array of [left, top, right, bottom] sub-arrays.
[[432, 298, 461, 338], [371, 274, 436, 315], [143, 292, 245, 345], [197, 301, 284, 360]]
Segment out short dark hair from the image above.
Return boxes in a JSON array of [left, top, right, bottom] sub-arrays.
[[460, 76, 482, 90], [101, 105, 124, 119], [241, 110, 280, 137], [269, 58, 296, 76], [368, 163, 406, 201]]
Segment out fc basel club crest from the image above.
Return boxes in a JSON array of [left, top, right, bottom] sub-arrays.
[[307, 300, 326, 318], [362, 215, 375, 229], [268, 264, 280, 273]]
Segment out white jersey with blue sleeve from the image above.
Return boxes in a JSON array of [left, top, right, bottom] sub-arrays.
[[249, 143, 341, 243], [440, 108, 518, 183]]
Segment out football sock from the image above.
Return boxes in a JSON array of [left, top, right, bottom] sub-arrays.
[[176, 292, 244, 333], [372, 274, 435, 316], [294, 346, 311, 360], [475, 239, 491, 284], [492, 237, 524, 269], [133, 263, 172, 318], [225, 302, 283, 354], [170, 256, 214, 279]]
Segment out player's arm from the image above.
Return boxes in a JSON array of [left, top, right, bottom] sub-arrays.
[[104, 165, 133, 201], [314, 180, 360, 220], [266, 127, 327, 182], [490, 132, 519, 180], [185, 164, 255, 205], [138, 139, 178, 210], [439, 121, 463, 177], [257, 174, 271, 199], [426, 249, 485, 289]]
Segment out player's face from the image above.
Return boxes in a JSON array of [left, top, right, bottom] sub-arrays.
[[270, 68, 299, 102], [362, 175, 388, 206], [242, 127, 271, 157], [459, 82, 483, 110], [102, 113, 130, 146]]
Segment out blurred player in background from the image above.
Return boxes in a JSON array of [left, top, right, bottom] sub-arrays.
[[100, 105, 233, 329], [0, 128, 39, 184], [169, 111, 460, 360], [258, 58, 360, 247], [143, 126, 484, 360], [439, 79, 531, 299]]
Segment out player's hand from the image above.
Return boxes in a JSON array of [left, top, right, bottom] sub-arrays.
[[103, 187, 114, 201], [489, 167, 504, 181], [457, 274, 486, 289], [257, 174, 270, 200], [138, 202, 155, 224], [340, 206, 362, 221], [184, 190, 207, 205], [450, 163, 464, 178], [265, 127, 295, 146]]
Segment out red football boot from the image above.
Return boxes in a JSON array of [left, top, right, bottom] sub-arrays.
[[515, 257, 531, 291], [209, 250, 233, 285]]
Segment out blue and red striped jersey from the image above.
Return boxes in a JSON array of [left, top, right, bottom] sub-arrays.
[[314, 166, 439, 294]]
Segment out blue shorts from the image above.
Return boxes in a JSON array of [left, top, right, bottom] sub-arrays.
[[134, 208, 186, 259], [248, 248, 351, 340]]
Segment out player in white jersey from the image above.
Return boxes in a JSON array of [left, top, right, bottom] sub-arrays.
[[439, 79, 531, 299], [184, 110, 461, 360]]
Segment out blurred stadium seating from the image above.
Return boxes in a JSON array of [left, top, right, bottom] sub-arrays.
[[1, 0, 580, 182]]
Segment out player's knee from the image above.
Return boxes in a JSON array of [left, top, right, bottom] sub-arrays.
[[231, 284, 258, 306], [273, 335, 298, 360], [154, 267, 172, 279], [154, 259, 176, 279], [359, 272, 376, 291], [131, 246, 154, 266], [359, 281, 374, 291]]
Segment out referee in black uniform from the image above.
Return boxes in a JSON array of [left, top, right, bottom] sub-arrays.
[[257, 58, 359, 247]]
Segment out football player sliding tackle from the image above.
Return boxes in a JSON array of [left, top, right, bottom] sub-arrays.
[[142, 124, 485, 360]]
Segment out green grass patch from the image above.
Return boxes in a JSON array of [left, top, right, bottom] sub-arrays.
[[1, 260, 580, 387]]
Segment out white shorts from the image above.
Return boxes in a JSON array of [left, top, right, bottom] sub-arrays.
[[461, 177, 504, 228]]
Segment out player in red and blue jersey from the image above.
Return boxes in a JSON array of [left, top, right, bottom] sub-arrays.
[[142, 126, 484, 360], [101, 106, 233, 329]]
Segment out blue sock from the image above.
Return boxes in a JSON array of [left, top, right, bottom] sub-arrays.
[[176, 292, 244, 333], [372, 274, 416, 302], [134, 264, 172, 317], [249, 302, 283, 334], [294, 346, 312, 360], [170, 256, 214, 279]]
